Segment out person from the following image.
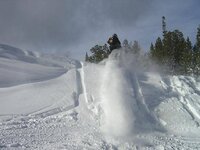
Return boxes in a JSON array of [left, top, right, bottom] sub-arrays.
[[107, 34, 121, 52]]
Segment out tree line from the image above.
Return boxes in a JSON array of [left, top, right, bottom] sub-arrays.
[[150, 17, 200, 75], [85, 40, 141, 63], [85, 16, 200, 75]]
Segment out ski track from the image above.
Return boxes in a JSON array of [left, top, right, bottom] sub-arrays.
[[170, 77, 200, 127], [0, 63, 84, 121], [0, 62, 103, 149], [134, 73, 164, 127], [79, 62, 88, 104], [131, 73, 151, 115], [0, 61, 112, 149], [32, 65, 83, 119]]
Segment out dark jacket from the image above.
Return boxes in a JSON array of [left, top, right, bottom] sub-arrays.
[[107, 34, 121, 52]]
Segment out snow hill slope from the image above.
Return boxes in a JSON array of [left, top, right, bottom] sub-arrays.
[[0, 48, 200, 149], [0, 44, 79, 87]]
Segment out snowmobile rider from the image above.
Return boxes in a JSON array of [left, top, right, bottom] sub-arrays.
[[107, 34, 121, 52]]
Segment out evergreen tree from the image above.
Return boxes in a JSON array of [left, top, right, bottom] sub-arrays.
[[150, 29, 190, 74], [162, 31, 173, 69], [150, 43, 154, 52], [161, 30, 186, 74], [123, 39, 131, 52], [155, 37, 163, 61], [180, 37, 193, 74], [149, 17, 200, 75], [162, 16, 167, 36], [193, 26, 200, 75], [132, 40, 141, 54], [196, 25, 200, 48], [123, 39, 129, 48], [85, 52, 89, 62], [86, 44, 110, 63], [150, 37, 165, 64], [172, 30, 186, 68], [150, 43, 155, 58]]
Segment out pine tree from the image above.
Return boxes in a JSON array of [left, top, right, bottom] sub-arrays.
[[196, 25, 200, 48], [152, 37, 164, 63], [162, 31, 173, 69], [132, 40, 141, 54], [193, 26, 200, 75], [123, 39, 131, 52], [180, 37, 192, 74], [85, 52, 89, 62], [149, 17, 197, 75], [150, 43, 154, 51], [160, 30, 186, 74], [155, 37, 163, 56], [162, 16, 167, 36], [86, 44, 110, 63], [150, 43, 155, 58], [123, 39, 129, 48], [172, 30, 186, 67]]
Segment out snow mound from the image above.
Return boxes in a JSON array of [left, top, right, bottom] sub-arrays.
[[0, 68, 81, 121], [0, 44, 80, 87]]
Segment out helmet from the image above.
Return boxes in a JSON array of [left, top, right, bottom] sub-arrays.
[[113, 33, 118, 37]]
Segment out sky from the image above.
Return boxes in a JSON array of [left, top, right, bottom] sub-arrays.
[[0, 0, 199, 60]]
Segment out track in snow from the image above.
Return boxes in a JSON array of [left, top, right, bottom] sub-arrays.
[[32, 64, 84, 119], [79, 62, 88, 104]]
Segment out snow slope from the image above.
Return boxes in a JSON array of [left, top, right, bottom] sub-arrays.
[[0, 44, 79, 87], [0, 48, 200, 149]]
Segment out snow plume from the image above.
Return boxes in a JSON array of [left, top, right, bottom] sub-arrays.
[[101, 58, 135, 137], [100, 49, 159, 137]]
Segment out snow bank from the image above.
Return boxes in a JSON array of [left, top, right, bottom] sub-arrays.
[[0, 68, 81, 121], [0, 44, 83, 121]]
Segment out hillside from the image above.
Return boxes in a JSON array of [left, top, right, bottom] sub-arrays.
[[0, 44, 80, 87], [0, 47, 200, 149]]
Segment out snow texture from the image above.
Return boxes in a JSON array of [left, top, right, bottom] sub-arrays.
[[0, 46, 200, 149]]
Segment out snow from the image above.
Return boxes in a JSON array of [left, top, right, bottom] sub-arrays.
[[101, 58, 136, 137], [0, 57, 66, 87], [0, 44, 79, 87], [1, 46, 200, 149]]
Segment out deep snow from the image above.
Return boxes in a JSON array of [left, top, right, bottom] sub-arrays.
[[0, 46, 200, 149]]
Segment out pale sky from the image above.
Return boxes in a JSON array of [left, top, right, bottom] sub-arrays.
[[0, 0, 199, 60]]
